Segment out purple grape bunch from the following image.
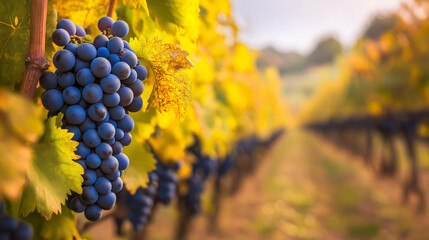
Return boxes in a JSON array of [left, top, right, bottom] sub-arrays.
[[40, 17, 148, 221]]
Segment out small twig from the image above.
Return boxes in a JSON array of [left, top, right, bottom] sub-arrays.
[[20, 0, 49, 99], [107, 0, 117, 18]]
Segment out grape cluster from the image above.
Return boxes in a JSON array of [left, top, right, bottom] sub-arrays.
[[154, 161, 180, 205], [0, 202, 33, 240], [40, 17, 148, 221]]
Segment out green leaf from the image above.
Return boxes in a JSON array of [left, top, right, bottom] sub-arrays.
[[0, 0, 30, 89], [19, 115, 83, 220], [122, 141, 156, 194], [0, 89, 44, 200]]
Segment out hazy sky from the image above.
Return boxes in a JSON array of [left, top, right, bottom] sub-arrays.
[[230, 0, 404, 53]]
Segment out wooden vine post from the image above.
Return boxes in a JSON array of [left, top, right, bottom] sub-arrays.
[[20, 0, 49, 99]]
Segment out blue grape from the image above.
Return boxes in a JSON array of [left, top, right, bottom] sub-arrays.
[[13, 222, 33, 240], [98, 122, 116, 140], [135, 65, 148, 80], [83, 169, 97, 185], [120, 50, 138, 68], [111, 20, 129, 37], [118, 115, 134, 132], [76, 68, 95, 86], [96, 111, 110, 125], [123, 68, 137, 85], [86, 153, 102, 169], [75, 159, 87, 169], [76, 142, 91, 159], [93, 34, 109, 49], [112, 62, 131, 80], [125, 96, 143, 112], [108, 119, 117, 128], [65, 43, 78, 55], [58, 72, 76, 88], [97, 192, 116, 210], [82, 83, 103, 104], [39, 71, 57, 90], [117, 86, 134, 106], [64, 125, 81, 141], [95, 168, 104, 177], [120, 132, 132, 146], [56, 19, 76, 35], [91, 57, 111, 78], [77, 43, 97, 61], [83, 129, 101, 148], [100, 156, 119, 174], [65, 105, 86, 125], [115, 128, 124, 140], [115, 153, 129, 170], [108, 54, 120, 66], [97, 47, 110, 58], [112, 141, 123, 155], [80, 186, 98, 205], [98, 16, 114, 32], [74, 58, 90, 73], [107, 37, 124, 54], [53, 49, 75, 72], [106, 169, 120, 181], [41, 89, 63, 111], [100, 74, 120, 94], [0, 215, 18, 230], [70, 197, 86, 213], [128, 78, 144, 96], [102, 92, 120, 107], [75, 25, 86, 37], [84, 204, 102, 221], [95, 143, 113, 159], [111, 177, 123, 193], [109, 105, 125, 121], [79, 117, 96, 132], [105, 137, 115, 145], [94, 177, 112, 195], [123, 40, 131, 50], [52, 29, 71, 46], [62, 86, 81, 104]]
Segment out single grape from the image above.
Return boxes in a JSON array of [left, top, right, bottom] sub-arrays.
[[98, 16, 114, 32], [64, 125, 81, 141], [98, 122, 116, 140], [80, 186, 99, 205], [123, 40, 131, 50], [135, 65, 148, 80], [58, 72, 76, 88], [56, 19, 76, 35], [111, 20, 129, 37], [100, 74, 121, 93], [109, 105, 125, 121], [104, 137, 115, 145], [39, 71, 57, 90], [95, 143, 113, 159], [93, 34, 109, 49], [97, 192, 116, 210], [108, 54, 120, 66], [94, 177, 112, 195], [76, 68, 95, 86], [83, 169, 97, 185], [65, 43, 78, 55], [41, 89, 64, 111], [117, 86, 134, 106], [79, 117, 96, 133], [111, 177, 123, 193], [106, 170, 120, 181], [76, 142, 91, 159], [0, 215, 19, 230], [120, 132, 132, 146], [115, 128, 124, 140], [76, 159, 87, 169], [63, 86, 81, 105], [75, 25, 86, 37], [128, 80, 144, 97], [53, 49, 76, 72], [107, 37, 124, 54], [112, 62, 131, 80], [112, 141, 123, 155], [125, 96, 143, 112], [86, 153, 102, 169], [74, 58, 91, 73], [102, 92, 120, 107], [100, 156, 119, 174], [65, 105, 86, 125], [118, 115, 134, 132], [83, 129, 101, 148], [12, 222, 33, 240], [120, 50, 138, 68], [84, 204, 102, 221], [70, 197, 87, 213], [123, 69, 137, 85], [88, 103, 108, 122], [77, 43, 97, 61], [82, 83, 103, 104], [108, 119, 117, 128], [97, 47, 110, 58], [116, 153, 129, 170], [52, 29, 71, 46]]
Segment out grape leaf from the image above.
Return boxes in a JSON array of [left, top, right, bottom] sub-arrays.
[[24, 206, 81, 240], [0, 0, 30, 89], [0, 89, 44, 200], [130, 37, 193, 119], [19, 115, 83, 220], [122, 0, 149, 13], [53, 0, 109, 29], [122, 140, 156, 194]]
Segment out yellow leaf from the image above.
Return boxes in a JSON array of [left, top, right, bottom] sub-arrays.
[[54, 0, 110, 28]]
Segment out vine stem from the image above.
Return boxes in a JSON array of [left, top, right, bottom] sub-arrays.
[[107, 0, 117, 18], [20, 0, 49, 99]]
